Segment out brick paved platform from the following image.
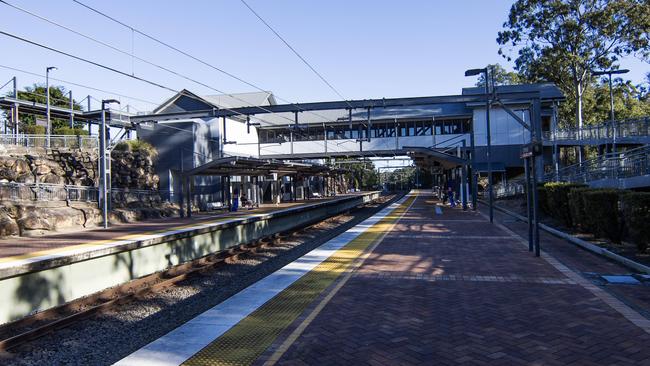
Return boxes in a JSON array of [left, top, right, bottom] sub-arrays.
[[268, 191, 650, 365], [118, 191, 650, 366], [0, 197, 340, 260]]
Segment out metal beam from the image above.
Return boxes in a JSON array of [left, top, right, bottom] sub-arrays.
[[130, 91, 548, 123], [493, 100, 531, 131]]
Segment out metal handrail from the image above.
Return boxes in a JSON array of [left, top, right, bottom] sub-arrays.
[[0, 134, 99, 150], [548, 145, 650, 183], [0, 182, 173, 203], [495, 145, 650, 198], [544, 116, 650, 141], [494, 180, 526, 198]]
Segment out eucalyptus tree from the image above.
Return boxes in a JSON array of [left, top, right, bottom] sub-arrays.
[[497, 0, 650, 128]]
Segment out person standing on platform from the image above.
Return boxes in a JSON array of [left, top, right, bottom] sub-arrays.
[[448, 186, 456, 208], [232, 187, 240, 212]]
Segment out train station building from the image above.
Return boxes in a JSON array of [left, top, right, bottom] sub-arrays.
[[134, 83, 564, 204]]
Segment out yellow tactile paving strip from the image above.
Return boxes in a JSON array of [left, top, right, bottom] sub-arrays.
[[0, 204, 298, 265], [182, 194, 416, 366]]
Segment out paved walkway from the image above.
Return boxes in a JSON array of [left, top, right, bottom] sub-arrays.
[[120, 191, 650, 365], [267, 192, 650, 365]]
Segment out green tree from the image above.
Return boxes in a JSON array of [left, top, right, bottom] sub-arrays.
[[333, 159, 379, 190], [4, 84, 84, 132], [381, 167, 416, 190], [475, 63, 522, 87], [590, 77, 650, 122], [497, 0, 650, 128]]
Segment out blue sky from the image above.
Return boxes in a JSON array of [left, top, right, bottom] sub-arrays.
[[0, 0, 648, 113]]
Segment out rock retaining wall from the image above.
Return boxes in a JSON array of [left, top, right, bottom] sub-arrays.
[[0, 146, 175, 238], [0, 150, 97, 186], [111, 149, 159, 190]]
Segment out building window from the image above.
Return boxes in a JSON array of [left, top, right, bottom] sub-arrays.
[[462, 119, 471, 133], [434, 121, 443, 135]]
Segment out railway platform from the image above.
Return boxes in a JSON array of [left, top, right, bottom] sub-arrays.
[[118, 190, 650, 366], [0, 192, 379, 325]]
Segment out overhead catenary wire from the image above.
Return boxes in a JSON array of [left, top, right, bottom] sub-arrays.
[[0, 31, 290, 129], [66, 0, 373, 158], [0, 1, 300, 127], [1, 46, 347, 158], [238, 0, 353, 109], [0, 64, 159, 106], [68, 0, 351, 135], [0, 31, 176, 93], [70, 1, 333, 112], [5, 2, 365, 155]]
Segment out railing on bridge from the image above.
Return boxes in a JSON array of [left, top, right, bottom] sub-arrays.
[[548, 145, 650, 184], [494, 180, 526, 199], [543, 117, 650, 142], [493, 144, 650, 198], [0, 182, 174, 203], [0, 134, 99, 150]]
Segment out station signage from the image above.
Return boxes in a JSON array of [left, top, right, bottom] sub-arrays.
[[520, 141, 542, 159]]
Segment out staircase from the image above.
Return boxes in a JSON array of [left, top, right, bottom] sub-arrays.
[[547, 145, 650, 189]]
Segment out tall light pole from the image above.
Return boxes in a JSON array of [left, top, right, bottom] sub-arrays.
[[100, 99, 120, 228], [465, 67, 493, 222], [45, 66, 57, 147], [592, 69, 629, 154]]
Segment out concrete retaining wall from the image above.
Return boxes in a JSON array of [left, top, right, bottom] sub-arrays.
[[0, 192, 379, 324]]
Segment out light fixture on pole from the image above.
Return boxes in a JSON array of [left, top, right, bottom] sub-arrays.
[[592, 69, 629, 154], [99, 99, 120, 228], [465, 67, 493, 222], [45, 66, 57, 148]]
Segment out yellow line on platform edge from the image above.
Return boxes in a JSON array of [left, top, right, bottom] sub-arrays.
[[182, 192, 417, 366], [263, 193, 418, 366]]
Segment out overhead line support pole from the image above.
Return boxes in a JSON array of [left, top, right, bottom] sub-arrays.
[[348, 108, 352, 130], [366, 107, 371, 142], [12, 76, 17, 137], [87, 95, 92, 134], [221, 116, 226, 158], [323, 122, 327, 154], [484, 68, 493, 223], [99, 104, 108, 227], [69, 90, 74, 128], [99, 99, 119, 228], [524, 156, 533, 252], [531, 97, 542, 257]]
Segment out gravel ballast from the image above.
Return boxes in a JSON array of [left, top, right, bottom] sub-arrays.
[[2, 194, 399, 366]]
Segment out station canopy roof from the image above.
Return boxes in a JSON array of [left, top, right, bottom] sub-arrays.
[[183, 155, 344, 177], [403, 146, 468, 169]]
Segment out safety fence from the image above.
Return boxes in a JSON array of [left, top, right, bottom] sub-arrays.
[[0, 182, 174, 204], [544, 117, 650, 141], [547, 145, 650, 183], [0, 134, 98, 150], [494, 145, 650, 198], [494, 180, 526, 199]]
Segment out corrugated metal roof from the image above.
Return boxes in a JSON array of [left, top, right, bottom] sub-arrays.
[[202, 91, 275, 109]]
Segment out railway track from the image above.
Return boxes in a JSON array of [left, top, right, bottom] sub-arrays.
[[0, 193, 399, 354]]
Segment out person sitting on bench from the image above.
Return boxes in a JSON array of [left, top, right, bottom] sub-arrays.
[[241, 194, 254, 209]]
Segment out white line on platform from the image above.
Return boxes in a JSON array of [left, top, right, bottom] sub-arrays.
[[113, 194, 411, 366]]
